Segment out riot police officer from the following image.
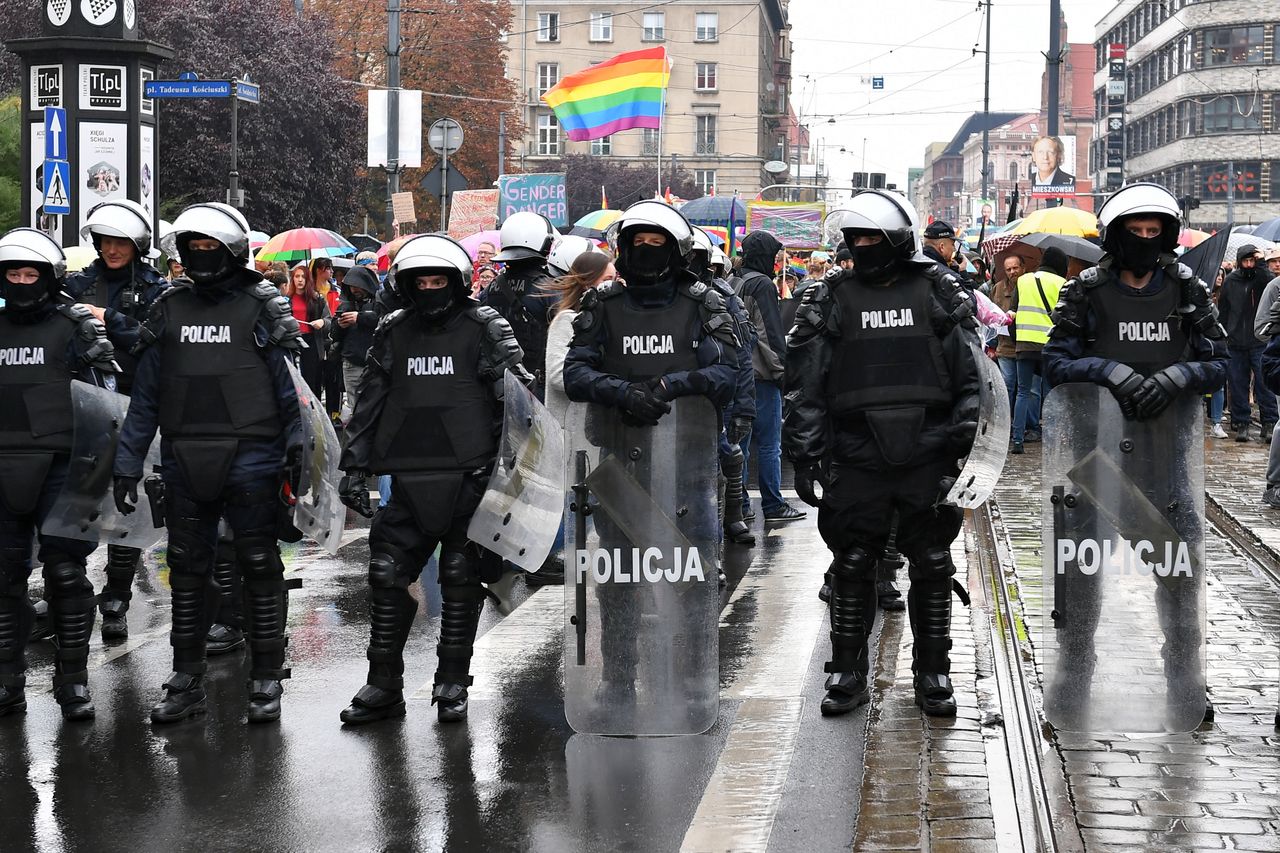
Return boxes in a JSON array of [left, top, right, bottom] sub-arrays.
[[113, 202, 304, 725], [66, 199, 169, 641], [783, 190, 981, 717], [1042, 182, 1226, 725], [688, 227, 756, 547], [338, 235, 529, 726], [482, 211, 558, 399], [0, 228, 117, 721]]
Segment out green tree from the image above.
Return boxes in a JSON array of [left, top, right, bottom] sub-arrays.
[[0, 94, 20, 233]]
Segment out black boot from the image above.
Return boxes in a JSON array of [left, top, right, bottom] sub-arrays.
[[342, 558, 417, 726], [46, 560, 97, 721], [99, 545, 140, 641], [206, 536, 245, 655], [721, 449, 756, 546], [435, 551, 482, 723], [240, 537, 293, 724], [822, 549, 876, 717], [0, 586, 33, 715], [876, 548, 906, 611], [909, 558, 956, 717], [151, 671, 207, 723]]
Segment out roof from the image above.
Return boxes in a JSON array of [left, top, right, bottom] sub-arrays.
[[943, 112, 1025, 156]]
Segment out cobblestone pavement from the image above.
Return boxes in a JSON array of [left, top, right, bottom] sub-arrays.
[[985, 433, 1280, 852]]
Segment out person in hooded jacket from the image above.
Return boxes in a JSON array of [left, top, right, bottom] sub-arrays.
[[64, 200, 169, 641], [1217, 244, 1277, 442], [734, 231, 804, 522], [329, 264, 381, 425], [0, 229, 117, 722]]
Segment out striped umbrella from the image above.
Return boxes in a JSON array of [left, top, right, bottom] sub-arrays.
[[255, 228, 356, 263], [574, 209, 621, 231]]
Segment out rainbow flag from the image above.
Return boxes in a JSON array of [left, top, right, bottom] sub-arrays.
[[542, 47, 670, 142]]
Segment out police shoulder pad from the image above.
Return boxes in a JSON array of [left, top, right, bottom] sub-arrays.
[[464, 304, 501, 326], [595, 280, 624, 300], [686, 280, 709, 299], [58, 301, 94, 324], [378, 308, 411, 330], [248, 281, 283, 301], [1077, 267, 1104, 288]]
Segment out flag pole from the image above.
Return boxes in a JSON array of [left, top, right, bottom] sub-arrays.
[[657, 48, 667, 197]]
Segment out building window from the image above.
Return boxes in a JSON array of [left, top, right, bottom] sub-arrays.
[[1201, 95, 1262, 133], [590, 12, 613, 42], [1202, 160, 1262, 200], [642, 128, 659, 155], [536, 12, 559, 43], [1007, 161, 1020, 182], [642, 12, 664, 41], [694, 170, 716, 194], [695, 12, 718, 42], [696, 115, 717, 154], [695, 62, 717, 91], [537, 112, 559, 155], [1204, 26, 1266, 66], [590, 136, 612, 155], [536, 63, 559, 97]]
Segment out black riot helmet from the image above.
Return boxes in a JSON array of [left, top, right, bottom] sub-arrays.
[[389, 234, 474, 321], [825, 190, 922, 283], [607, 200, 694, 287], [0, 228, 66, 312], [171, 202, 253, 287], [1097, 183, 1181, 275]]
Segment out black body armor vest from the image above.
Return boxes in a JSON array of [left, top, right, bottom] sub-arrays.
[[1086, 278, 1187, 377], [83, 271, 148, 387], [371, 312, 496, 474], [597, 289, 702, 381], [825, 274, 951, 415], [0, 311, 77, 452], [157, 289, 280, 441]]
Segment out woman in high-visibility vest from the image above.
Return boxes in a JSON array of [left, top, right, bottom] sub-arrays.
[[1010, 246, 1069, 452]]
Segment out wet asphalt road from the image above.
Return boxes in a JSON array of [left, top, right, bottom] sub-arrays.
[[0, 493, 877, 853]]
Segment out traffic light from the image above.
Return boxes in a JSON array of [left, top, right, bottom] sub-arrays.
[[852, 172, 868, 189]]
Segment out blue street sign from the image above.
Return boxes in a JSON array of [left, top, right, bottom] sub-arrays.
[[144, 80, 232, 99], [43, 159, 71, 215], [235, 81, 260, 104], [178, 71, 198, 81], [43, 107, 67, 160], [872, 76, 885, 90]]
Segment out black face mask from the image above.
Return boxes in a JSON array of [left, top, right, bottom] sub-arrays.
[[409, 286, 456, 321], [1, 280, 52, 312], [852, 240, 901, 283], [625, 242, 675, 286], [183, 247, 235, 285], [1240, 263, 1258, 280], [1113, 229, 1164, 276]]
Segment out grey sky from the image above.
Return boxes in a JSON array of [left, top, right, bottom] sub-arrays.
[[789, 0, 1116, 198]]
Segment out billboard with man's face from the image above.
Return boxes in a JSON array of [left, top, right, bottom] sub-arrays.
[[1030, 135, 1076, 198]]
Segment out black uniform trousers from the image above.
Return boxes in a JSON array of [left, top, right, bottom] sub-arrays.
[[0, 455, 97, 687], [364, 475, 489, 692], [160, 471, 288, 681]]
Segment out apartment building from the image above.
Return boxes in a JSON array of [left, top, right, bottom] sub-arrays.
[[507, 1, 791, 197]]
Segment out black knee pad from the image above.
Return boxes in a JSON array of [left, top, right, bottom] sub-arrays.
[[832, 547, 878, 583], [42, 559, 93, 602], [236, 535, 284, 587], [908, 548, 955, 583], [368, 547, 417, 590], [439, 549, 483, 602], [167, 531, 215, 577]]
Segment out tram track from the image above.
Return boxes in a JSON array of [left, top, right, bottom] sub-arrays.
[[1205, 493, 1280, 592], [967, 501, 1084, 853]]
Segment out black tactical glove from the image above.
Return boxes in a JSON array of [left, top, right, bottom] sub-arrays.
[[114, 476, 139, 516], [339, 471, 374, 518], [948, 420, 978, 455], [1132, 365, 1189, 421], [1103, 363, 1145, 421], [285, 444, 305, 496], [726, 416, 752, 446], [620, 383, 672, 427], [793, 462, 826, 508]]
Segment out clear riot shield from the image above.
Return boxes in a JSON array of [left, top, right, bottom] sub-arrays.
[[563, 397, 720, 736], [946, 336, 1012, 508], [286, 360, 345, 554], [467, 370, 565, 571], [1041, 382, 1206, 734], [41, 381, 165, 549]]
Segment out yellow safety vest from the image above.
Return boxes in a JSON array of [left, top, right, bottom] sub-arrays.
[[1014, 271, 1065, 347]]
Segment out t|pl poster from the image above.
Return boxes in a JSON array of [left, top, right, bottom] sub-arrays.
[[139, 124, 156, 222], [78, 122, 129, 239]]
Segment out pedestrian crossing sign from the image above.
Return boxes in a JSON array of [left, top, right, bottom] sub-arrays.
[[43, 159, 71, 215]]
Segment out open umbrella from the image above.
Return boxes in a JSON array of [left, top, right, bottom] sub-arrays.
[[347, 233, 382, 253], [1010, 207, 1099, 238], [375, 233, 424, 272], [256, 228, 356, 263], [574, 209, 621, 231], [1177, 228, 1212, 249], [1225, 232, 1277, 261], [458, 229, 503, 261], [1015, 232, 1103, 264], [248, 230, 270, 250]]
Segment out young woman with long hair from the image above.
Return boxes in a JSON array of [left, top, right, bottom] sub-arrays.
[[284, 263, 331, 396], [545, 249, 615, 423]]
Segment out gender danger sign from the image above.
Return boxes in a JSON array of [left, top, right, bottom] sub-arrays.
[[79, 64, 127, 111], [498, 173, 567, 227]]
